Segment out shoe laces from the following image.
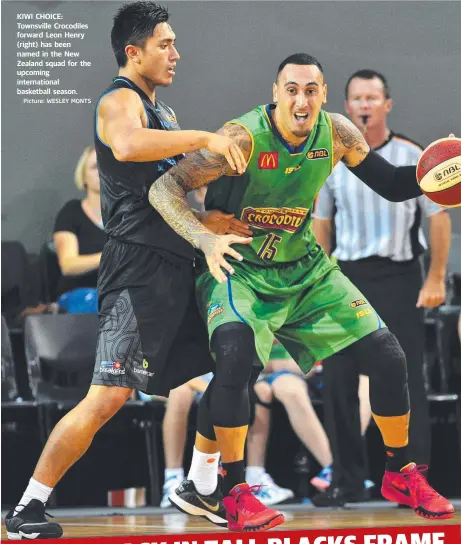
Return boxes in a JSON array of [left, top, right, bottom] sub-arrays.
[[235, 485, 267, 513], [401, 465, 440, 501]]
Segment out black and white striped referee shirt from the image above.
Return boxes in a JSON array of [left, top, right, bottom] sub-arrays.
[[314, 132, 443, 262]]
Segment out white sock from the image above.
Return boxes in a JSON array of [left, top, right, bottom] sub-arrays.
[[164, 468, 184, 483], [14, 478, 53, 516], [246, 466, 265, 484], [187, 447, 220, 495]]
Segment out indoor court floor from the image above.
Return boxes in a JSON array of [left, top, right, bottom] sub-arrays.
[[3, 501, 461, 539]]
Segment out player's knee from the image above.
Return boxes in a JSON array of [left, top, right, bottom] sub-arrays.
[[166, 384, 195, 410], [211, 323, 257, 391], [254, 381, 273, 404], [366, 329, 407, 380], [357, 329, 409, 415], [272, 374, 306, 404], [85, 385, 131, 421]]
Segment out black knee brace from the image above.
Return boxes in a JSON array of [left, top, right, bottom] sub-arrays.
[[196, 326, 262, 439], [210, 323, 260, 428], [348, 328, 409, 416]]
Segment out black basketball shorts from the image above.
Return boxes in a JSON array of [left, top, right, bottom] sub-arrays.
[[92, 240, 214, 396]]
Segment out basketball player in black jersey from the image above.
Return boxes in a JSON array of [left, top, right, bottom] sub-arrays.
[[5, 3, 250, 540]]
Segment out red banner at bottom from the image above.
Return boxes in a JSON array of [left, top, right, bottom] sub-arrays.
[[3, 526, 460, 544]]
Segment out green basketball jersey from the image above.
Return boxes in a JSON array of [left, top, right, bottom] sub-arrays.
[[205, 104, 334, 265]]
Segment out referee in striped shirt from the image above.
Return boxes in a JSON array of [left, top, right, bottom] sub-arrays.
[[312, 70, 452, 506]]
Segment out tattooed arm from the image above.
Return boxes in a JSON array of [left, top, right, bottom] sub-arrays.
[[149, 124, 253, 283], [330, 113, 370, 167], [330, 113, 422, 202]]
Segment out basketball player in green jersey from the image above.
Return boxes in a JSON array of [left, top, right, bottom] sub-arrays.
[[149, 54, 454, 530]]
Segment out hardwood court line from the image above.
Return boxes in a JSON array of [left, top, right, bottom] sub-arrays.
[[60, 523, 224, 530]]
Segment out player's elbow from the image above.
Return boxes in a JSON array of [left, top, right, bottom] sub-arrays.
[[383, 192, 404, 202], [110, 137, 136, 162], [112, 143, 134, 162], [371, 185, 407, 202], [58, 258, 76, 276]]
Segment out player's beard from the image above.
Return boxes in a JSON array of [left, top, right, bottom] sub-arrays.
[[292, 127, 312, 139]]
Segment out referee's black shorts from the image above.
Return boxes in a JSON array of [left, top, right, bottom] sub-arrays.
[[92, 239, 214, 396]]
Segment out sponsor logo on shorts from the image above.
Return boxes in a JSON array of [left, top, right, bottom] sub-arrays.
[[100, 361, 125, 375], [134, 359, 154, 378], [134, 367, 154, 377], [349, 299, 367, 308], [356, 308, 373, 319], [241, 206, 309, 233], [207, 301, 225, 324], [307, 148, 329, 160]]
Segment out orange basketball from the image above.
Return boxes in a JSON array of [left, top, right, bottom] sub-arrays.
[[416, 137, 461, 207]]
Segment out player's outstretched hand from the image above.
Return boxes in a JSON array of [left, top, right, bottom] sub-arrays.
[[199, 210, 253, 237], [201, 234, 253, 284], [205, 133, 247, 174]]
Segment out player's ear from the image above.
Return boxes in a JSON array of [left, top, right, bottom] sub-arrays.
[[272, 82, 278, 104], [385, 98, 393, 114], [323, 83, 328, 105], [125, 44, 141, 64]]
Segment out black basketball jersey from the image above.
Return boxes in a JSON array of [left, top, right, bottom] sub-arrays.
[[94, 76, 195, 261]]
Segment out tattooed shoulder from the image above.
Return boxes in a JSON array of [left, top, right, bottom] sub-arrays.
[[330, 113, 369, 167]]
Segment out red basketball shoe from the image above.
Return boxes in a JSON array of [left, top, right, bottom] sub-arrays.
[[222, 483, 285, 532], [382, 463, 454, 519]]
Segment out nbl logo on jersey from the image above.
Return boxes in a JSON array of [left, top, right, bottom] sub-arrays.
[[307, 148, 329, 160], [258, 152, 278, 169]]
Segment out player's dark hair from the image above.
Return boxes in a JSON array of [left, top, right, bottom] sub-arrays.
[[277, 53, 324, 80], [345, 70, 391, 99], [111, 2, 169, 67]]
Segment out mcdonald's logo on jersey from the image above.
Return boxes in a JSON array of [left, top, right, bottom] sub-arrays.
[[258, 152, 278, 169]]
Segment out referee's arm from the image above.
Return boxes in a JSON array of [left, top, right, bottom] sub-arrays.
[[417, 202, 452, 308], [312, 182, 335, 256]]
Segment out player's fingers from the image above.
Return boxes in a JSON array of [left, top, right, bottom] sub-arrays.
[[230, 217, 252, 229], [229, 219, 252, 236], [229, 227, 252, 237], [224, 246, 244, 262], [228, 234, 253, 246], [231, 143, 246, 174], [218, 256, 235, 275], [224, 150, 236, 171], [208, 259, 227, 284]]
